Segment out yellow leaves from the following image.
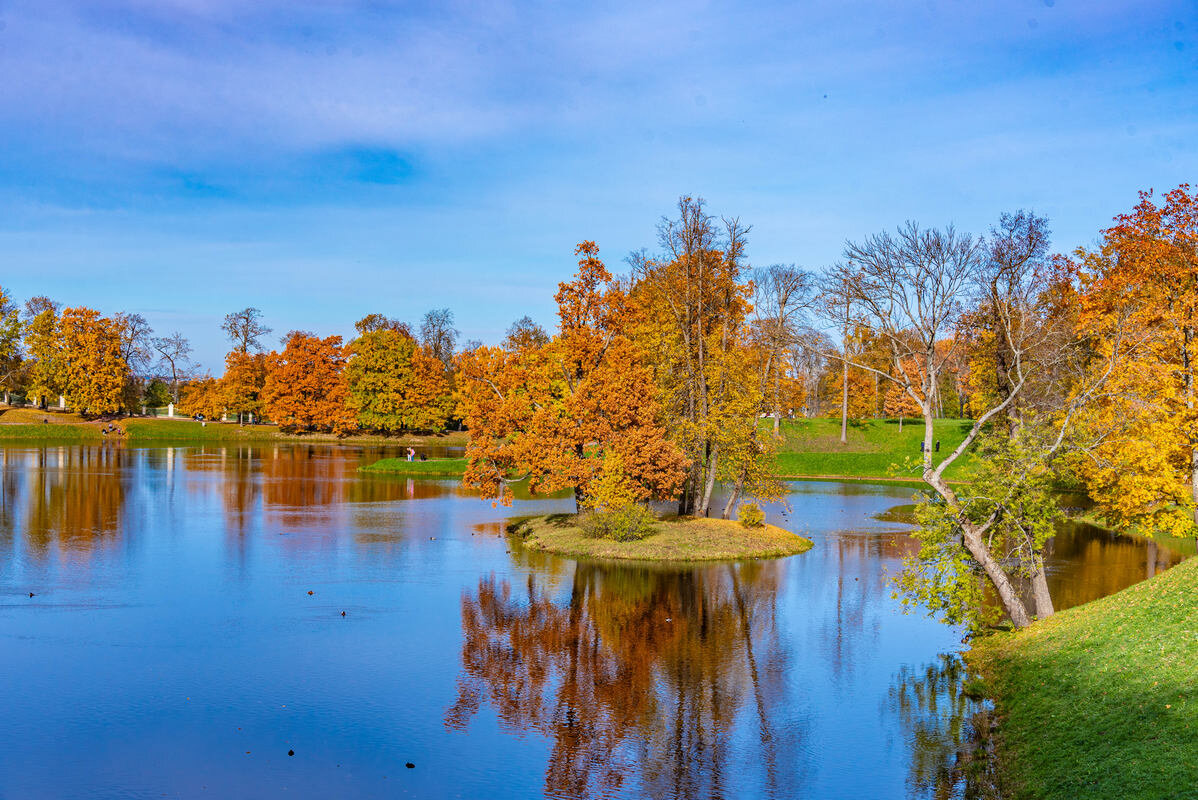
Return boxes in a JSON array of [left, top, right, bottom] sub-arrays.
[[59, 306, 127, 415], [346, 330, 453, 433]]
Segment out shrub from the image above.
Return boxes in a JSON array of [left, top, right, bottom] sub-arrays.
[[579, 503, 658, 542], [738, 502, 765, 528]]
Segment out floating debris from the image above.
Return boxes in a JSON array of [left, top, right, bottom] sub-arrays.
[[288, 750, 295, 757], [405, 762, 415, 769]]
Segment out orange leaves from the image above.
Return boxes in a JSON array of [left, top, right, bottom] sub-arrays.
[[457, 243, 687, 507], [262, 333, 355, 435], [1070, 184, 1198, 536]]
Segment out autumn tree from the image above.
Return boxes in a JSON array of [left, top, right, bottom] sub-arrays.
[[630, 196, 774, 517], [345, 325, 453, 433], [354, 313, 412, 337], [262, 331, 356, 435], [177, 375, 225, 420], [0, 287, 22, 402], [59, 306, 128, 415], [113, 311, 154, 411], [22, 296, 64, 408], [221, 351, 267, 424], [884, 359, 922, 429], [502, 315, 549, 352], [222, 307, 271, 354], [1070, 184, 1198, 537], [457, 242, 687, 510]]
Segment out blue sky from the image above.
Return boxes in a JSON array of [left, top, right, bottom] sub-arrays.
[[0, 0, 1194, 370]]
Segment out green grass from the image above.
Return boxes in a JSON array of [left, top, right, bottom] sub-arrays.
[[0, 423, 102, 441], [123, 419, 263, 441], [968, 556, 1198, 800], [770, 417, 977, 481], [0, 411, 471, 446], [509, 513, 814, 562], [360, 457, 468, 476]]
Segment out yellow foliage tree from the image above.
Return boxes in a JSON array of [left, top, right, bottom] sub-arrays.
[[60, 306, 128, 415]]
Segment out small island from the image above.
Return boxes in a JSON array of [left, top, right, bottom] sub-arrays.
[[508, 514, 813, 562]]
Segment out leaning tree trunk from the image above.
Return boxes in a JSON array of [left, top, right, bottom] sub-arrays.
[[1029, 558, 1055, 619], [721, 469, 745, 519], [961, 523, 1035, 628]]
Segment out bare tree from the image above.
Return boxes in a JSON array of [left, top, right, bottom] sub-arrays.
[[787, 328, 832, 417], [114, 312, 154, 375], [222, 308, 271, 354], [503, 315, 549, 352], [354, 313, 412, 338], [817, 274, 864, 445], [752, 264, 817, 434], [153, 332, 193, 403], [420, 308, 459, 370], [824, 218, 1101, 627]]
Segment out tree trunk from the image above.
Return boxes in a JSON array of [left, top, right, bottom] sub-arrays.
[[698, 444, 719, 517], [721, 471, 745, 519], [962, 526, 1034, 628], [1029, 558, 1055, 619], [840, 361, 848, 445]]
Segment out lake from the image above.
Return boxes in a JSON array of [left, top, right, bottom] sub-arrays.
[[0, 444, 1183, 799]]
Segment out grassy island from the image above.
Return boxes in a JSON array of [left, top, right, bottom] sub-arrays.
[[968, 555, 1197, 800], [359, 456, 468, 476], [508, 514, 814, 562]]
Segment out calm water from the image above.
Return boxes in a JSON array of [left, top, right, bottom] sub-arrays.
[[0, 445, 1183, 800]]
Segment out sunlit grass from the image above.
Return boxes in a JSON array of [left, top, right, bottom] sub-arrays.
[[969, 556, 1197, 800], [770, 417, 977, 480], [361, 457, 468, 476]]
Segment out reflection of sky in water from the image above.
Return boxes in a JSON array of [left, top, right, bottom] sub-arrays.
[[0, 447, 1184, 799]]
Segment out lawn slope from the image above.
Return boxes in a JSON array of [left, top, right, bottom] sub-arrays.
[[969, 556, 1197, 800], [771, 417, 976, 481]]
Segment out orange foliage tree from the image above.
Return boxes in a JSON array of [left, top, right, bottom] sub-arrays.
[[262, 332, 356, 435], [457, 242, 687, 508], [177, 376, 225, 420], [1071, 184, 1198, 536], [221, 351, 267, 424], [60, 306, 128, 415]]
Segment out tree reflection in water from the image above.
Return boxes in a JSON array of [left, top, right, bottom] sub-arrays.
[[446, 561, 799, 800], [888, 653, 1003, 800]]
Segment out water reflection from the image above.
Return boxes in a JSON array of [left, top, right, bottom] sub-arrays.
[[888, 654, 1002, 800], [0, 449, 1189, 799], [447, 562, 799, 800]]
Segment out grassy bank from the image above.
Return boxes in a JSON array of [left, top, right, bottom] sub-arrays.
[[360, 457, 468, 476], [969, 556, 1197, 800], [771, 417, 977, 481], [509, 514, 813, 562], [0, 409, 468, 447]]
